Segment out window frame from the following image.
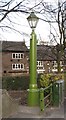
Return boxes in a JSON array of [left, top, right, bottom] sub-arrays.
[[12, 53, 24, 59], [12, 63, 24, 70], [37, 61, 43, 67]]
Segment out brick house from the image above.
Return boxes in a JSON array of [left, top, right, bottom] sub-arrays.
[[2, 41, 29, 76], [37, 45, 64, 74], [1, 41, 64, 76]]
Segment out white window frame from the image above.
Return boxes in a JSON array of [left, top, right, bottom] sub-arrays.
[[53, 61, 57, 67], [60, 61, 63, 67], [37, 61, 45, 74], [12, 53, 24, 59], [52, 68, 58, 72], [12, 63, 24, 70], [37, 61, 43, 67]]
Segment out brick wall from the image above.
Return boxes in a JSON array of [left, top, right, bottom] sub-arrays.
[[2, 51, 29, 76]]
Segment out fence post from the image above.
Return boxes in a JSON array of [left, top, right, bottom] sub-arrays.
[[50, 84, 52, 104], [40, 88, 44, 111], [52, 82, 59, 106]]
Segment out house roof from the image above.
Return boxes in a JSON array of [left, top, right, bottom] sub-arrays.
[[1, 41, 28, 52], [1, 41, 64, 61], [37, 45, 64, 61]]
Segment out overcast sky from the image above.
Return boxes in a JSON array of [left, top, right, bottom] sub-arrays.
[[0, 0, 65, 46]]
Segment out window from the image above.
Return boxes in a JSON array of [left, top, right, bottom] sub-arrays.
[[52, 61, 57, 67], [12, 53, 24, 59], [37, 61, 43, 66], [13, 54, 15, 58], [60, 61, 63, 67], [52, 67, 58, 72], [39, 62, 41, 65], [21, 54, 24, 58], [12, 64, 24, 70], [13, 64, 15, 69]]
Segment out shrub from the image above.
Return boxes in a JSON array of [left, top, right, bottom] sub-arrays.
[[39, 74, 50, 88], [37, 73, 64, 88], [37, 73, 64, 96], [2, 75, 29, 90]]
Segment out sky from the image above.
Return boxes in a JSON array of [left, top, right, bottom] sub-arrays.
[[0, 0, 65, 47]]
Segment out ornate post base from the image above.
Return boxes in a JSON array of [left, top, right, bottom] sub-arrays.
[[27, 88, 39, 106]]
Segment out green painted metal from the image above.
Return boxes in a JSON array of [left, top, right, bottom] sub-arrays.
[[28, 30, 39, 106], [52, 83, 59, 106], [52, 81, 63, 106], [40, 84, 52, 111], [40, 88, 44, 111], [60, 83, 62, 102], [28, 89, 39, 106], [50, 84, 52, 104], [29, 30, 37, 88], [39, 81, 63, 110]]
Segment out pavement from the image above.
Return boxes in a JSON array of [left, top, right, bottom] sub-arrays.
[[9, 102, 64, 118]]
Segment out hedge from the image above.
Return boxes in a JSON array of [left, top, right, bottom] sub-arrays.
[[2, 75, 30, 90], [2, 73, 64, 90]]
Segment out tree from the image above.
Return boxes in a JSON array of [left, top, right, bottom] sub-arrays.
[[0, 0, 65, 72], [40, 0, 65, 72], [0, 0, 65, 40]]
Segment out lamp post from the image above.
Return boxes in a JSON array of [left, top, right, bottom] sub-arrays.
[[27, 12, 39, 106]]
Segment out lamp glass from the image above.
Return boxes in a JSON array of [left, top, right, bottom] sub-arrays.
[[27, 12, 39, 28]]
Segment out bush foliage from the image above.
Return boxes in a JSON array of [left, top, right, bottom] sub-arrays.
[[2, 73, 64, 90], [2, 75, 29, 90], [38, 73, 64, 88]]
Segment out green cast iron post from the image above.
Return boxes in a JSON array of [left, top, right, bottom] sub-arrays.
[[27, 12, 39, 106], [28, 30, 39, 106], [30, 30, 37, 88]]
